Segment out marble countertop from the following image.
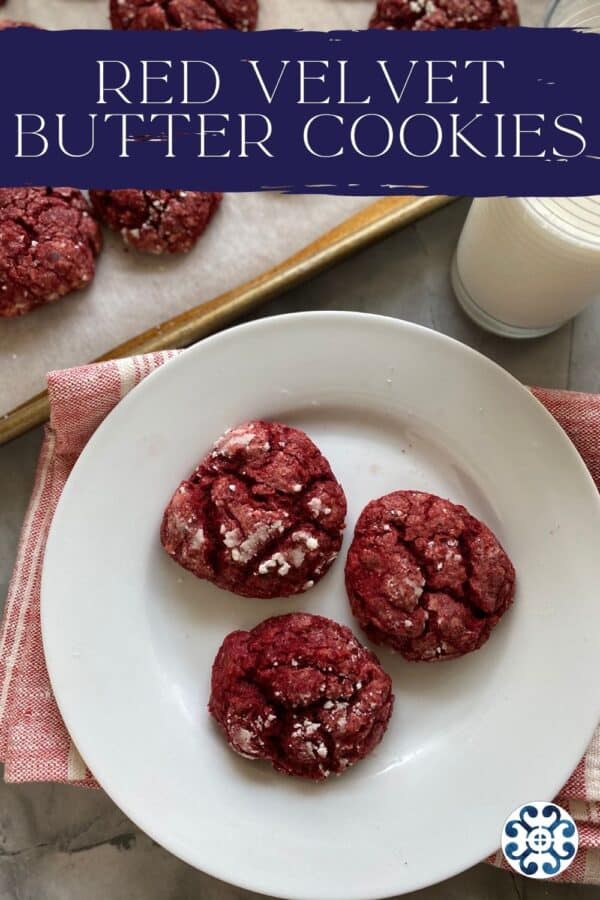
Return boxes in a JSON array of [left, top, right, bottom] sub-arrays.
[[1, 198, 599, 900]]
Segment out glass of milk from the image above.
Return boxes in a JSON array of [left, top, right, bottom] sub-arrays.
[[451, 0, 600, 339], [452, 197, 600, 338]]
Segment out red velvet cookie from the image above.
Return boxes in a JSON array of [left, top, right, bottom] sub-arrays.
[[89, 189, 221, 255], [345, 490, 515, 661], [110, 0, 258, 31], [370, 0, 519, 29], [0, 188, 102, 318], [209, 612, 394, 780], [161, 421, 347, 598]]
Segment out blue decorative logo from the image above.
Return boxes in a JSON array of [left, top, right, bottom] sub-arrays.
[[502, 802, 578, 879]]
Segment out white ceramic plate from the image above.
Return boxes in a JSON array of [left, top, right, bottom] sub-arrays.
[[42, 312, 600, 900]]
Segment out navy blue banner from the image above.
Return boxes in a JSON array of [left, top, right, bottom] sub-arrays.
[[0, 27, 598, 195]]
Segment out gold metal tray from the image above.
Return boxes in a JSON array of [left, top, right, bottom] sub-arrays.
[[0, 195, 452, 447]]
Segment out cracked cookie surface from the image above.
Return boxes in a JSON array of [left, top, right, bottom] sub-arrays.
[[161, 421, 347, 598], [209, 612, 394, 780], [370, 0, 519, 29], [110, 0, 258, 31], [0, 188, 102, 318], [89, 189, 221, 255], [345, 490, 515, 661]]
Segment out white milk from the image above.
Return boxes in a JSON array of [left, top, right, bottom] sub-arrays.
[[452, 197, 600, 337], [451, 0, 600, 338]]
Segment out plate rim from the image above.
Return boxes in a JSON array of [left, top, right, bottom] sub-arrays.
[[41, 311, 600, 900]]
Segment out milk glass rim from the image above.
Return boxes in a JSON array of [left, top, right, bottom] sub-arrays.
[[521, 197, 600, 249], [545, 0, 600, 25], [545, 0, 559, 22]]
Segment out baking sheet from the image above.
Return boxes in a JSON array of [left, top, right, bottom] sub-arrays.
[[0, 0, 375, 415]]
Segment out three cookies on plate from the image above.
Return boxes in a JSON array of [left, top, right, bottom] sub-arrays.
[[161, 420, 516, 781]]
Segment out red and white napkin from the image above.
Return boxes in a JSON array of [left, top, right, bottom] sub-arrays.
[[0, 352, 177, 786], [1, 354, 600, 881]]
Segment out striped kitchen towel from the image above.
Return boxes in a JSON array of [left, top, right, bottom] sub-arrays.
[[0, 354, 599, 882], [0, 352, 178, 786]]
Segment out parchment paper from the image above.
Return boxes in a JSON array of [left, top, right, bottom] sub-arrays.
[[0, 0, 375, 415]]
